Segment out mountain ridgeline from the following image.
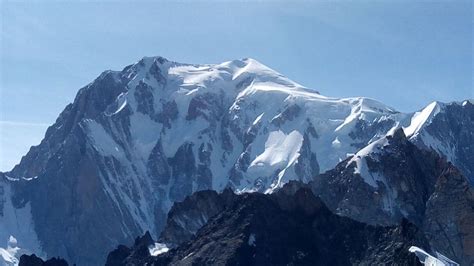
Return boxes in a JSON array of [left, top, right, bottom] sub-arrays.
[[0, 56, 472, 265], [106, 183, 428, 266]]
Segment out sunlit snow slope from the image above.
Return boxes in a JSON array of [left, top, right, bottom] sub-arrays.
[[2, 56, 472, 265]]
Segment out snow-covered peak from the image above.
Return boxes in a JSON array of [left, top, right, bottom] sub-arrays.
[[401, 99, 471, 139], [335, 97, 399, 133], [121, 56, 319, 100], [403, 101, 442, 138], [4, 54, 473, 264], [73, 55, 410, 199], [461, 99, 473, 106], [219, 57, 309, 89]]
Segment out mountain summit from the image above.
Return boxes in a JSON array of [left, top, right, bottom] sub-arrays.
[[1, 56, 472, 265]]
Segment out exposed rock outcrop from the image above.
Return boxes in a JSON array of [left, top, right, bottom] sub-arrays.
[[106, 185, 427, 265], [18, 254, 68, 266]]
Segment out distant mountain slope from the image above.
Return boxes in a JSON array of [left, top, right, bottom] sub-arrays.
[[1, 56, 471, 265]]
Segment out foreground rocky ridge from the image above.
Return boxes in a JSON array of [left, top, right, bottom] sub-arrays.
[[153, 130, 472, 265], [312, 129, 474, 264], [18, 254, 68, 266], [106, 184, 427, 265], [0, 56, 472, 264]]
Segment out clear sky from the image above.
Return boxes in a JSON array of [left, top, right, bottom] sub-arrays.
[[0, 1, 472, 171]]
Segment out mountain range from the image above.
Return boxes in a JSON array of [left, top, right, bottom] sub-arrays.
[[0, 56, 472, 265]]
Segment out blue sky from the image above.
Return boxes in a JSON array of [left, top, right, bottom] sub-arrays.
[[0, 1, 472, 171]]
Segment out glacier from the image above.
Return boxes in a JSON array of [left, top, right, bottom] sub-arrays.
[[1, 56, 472, 265]]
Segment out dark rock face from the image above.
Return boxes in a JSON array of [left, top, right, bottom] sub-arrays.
[[135, 81, 155, 115], [414, 101, 474, 184], [9, 70, 127, 186], [270, 104, 301, 126], [155, 100, 178, 128], [5, 70, 144, 265], [294, 132, 319, 182], [313, 129, 442, 226], [423, 166, 474, 265], [186, 93, 224, 124], [11, 126, 137, 266], [312, 129, 472, 264], [147, 140, 171, 186], [349, 118, 397, 149], [105, 232, 154, 266], [169, 143, 196, 202], [19, 254, 68, 266], [159, 188, 236, 246], [106, 184, 427, 266]]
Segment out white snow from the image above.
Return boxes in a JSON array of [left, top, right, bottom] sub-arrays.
[[2, 55, 469, 265], [335, 97, 397, 133], [460, 99, 472, 107], [0, 182, 43, 265], [122, 56, 411, 194], [122, 57, 415, 196], [346, 136, 389, 188], [0, 236, 20, 266], [417, 130, 456, 163], [404, 101, 460, 167], [331, 137, 342, 148], [84, 120, 125, 158], [3, 176, 18, 182], [386, 123, 401, 136], [74, 57, 438, 224], [403, 101, 440, 138], [34, 57, 451, 248], [149, 243, 169, 256], [128, 113, 162, 161], [409, 246, 458, 266], [252, 113, 265, 126], [248, 130, 304, 178], [113, 92, 128, 115], [21, 176, 37, 181], [0, 248, 18, 266]]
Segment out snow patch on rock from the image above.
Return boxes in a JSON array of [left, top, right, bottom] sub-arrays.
[[346, 137, 389, 188], [149, 243, 169, 256], [409, 246, 458, 266]]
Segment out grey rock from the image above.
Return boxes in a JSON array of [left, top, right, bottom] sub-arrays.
[[423, 165, 474, 265], [134, 81, 155, 116], [312, 129, 471, 264]]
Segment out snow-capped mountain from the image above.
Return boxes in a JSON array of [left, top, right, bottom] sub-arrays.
[[1, 56, 472, 265], [147, 129, 472, 265], [406, 100, 474, 185]]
